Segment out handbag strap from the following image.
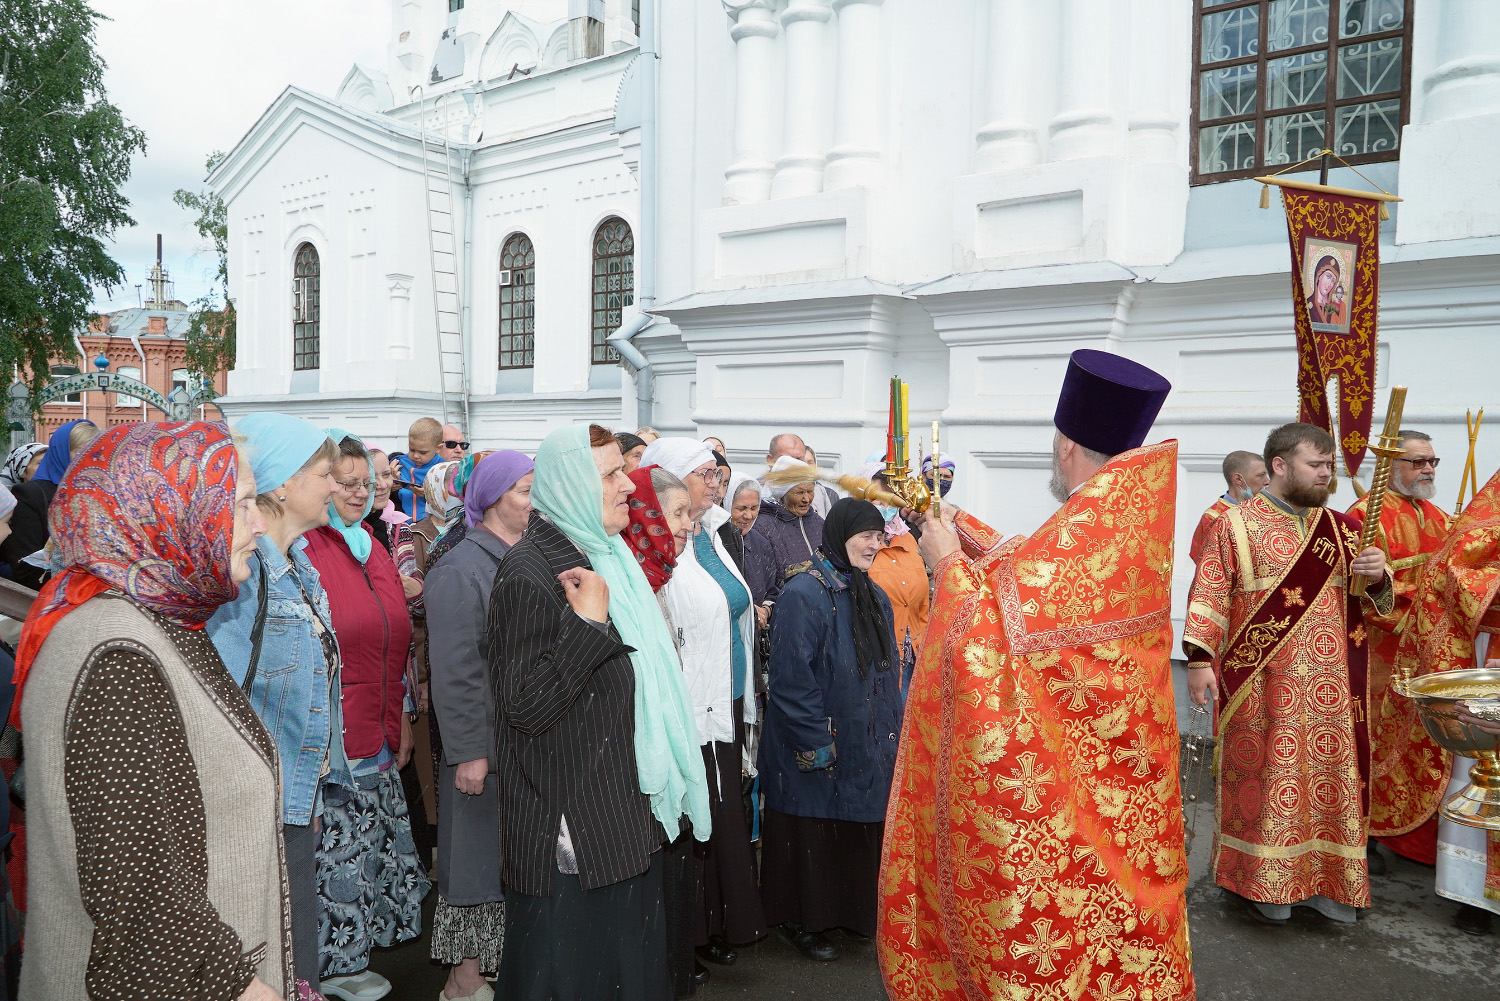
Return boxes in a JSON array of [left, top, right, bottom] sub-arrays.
[[241, 555, 270, 694]]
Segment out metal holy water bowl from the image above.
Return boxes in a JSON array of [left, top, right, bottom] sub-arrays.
[[1407, 667, 1500, 831]]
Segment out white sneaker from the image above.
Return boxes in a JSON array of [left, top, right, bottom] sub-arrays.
[[320, 970, 392, 1001]]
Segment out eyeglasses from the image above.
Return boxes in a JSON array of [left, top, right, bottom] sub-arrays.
[[334, 478, 374, 493], [441, 440, 471, 451], [689, 467, 722, 486], [1396, 457, 1441, 469]]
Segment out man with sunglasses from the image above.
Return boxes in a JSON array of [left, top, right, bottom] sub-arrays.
[[1345, 429, 1455, 880], [438, 424, 470, 462]]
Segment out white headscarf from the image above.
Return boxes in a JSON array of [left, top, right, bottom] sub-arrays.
[[764, 454, 819, 501], [725, 472, 761, 507], [641, 437, 716, 481]]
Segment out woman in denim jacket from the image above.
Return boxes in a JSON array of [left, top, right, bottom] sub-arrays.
[[208, 412, 348, 988]]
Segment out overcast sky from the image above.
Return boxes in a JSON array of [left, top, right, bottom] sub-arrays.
[[88, 1, 390, 312]]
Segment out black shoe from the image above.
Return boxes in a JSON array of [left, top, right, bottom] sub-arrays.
[[1226, 890, 1288, 925], [692, 961, 711, 984], [840, 928, 872, 942], [697, 937, 737, 966], [778, 923, 840, 961], [1366, 839, 1388, 877], [1455, 904, 1493, 936]]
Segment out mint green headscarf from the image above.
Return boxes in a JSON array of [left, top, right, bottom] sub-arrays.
[[324, 427, 375, 564], [531, 424, 711, 841]]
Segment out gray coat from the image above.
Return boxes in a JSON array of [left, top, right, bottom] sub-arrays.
[[425, 526, 512, 903]]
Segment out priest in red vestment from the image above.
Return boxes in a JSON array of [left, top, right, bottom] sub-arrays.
[[1189, 450, 1268, 565], [1345, 429, 1452, 867], [1185, 422, 1391, 925], [879, 350, 1194, 1001]]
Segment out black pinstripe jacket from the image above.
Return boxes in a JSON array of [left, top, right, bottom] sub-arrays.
[[487, 513, 667, 896]]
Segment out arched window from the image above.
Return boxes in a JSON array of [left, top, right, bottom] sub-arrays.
[[292, 242, 321, 370], [498, 233, 536, 369], [116, 365, 142, 407], [590, 218, 633, 364]]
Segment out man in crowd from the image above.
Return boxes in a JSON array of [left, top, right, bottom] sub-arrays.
[[438, 424, 470, 462], [488, 423, 709, 998], [1190, 449, 1269, 564], [1346, 430, 1453, 871], [1186, 423, 1390, 925], [395, 417, 444, 519], [879, 350, 1193, 1001]]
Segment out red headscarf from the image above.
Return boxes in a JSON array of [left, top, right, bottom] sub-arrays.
[[10, 422, 243, 728], [625, 464, 678, 592]]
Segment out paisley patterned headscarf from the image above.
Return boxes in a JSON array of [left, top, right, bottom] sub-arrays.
[[625, 464, 678, 592], [11, 422, 243, 727]]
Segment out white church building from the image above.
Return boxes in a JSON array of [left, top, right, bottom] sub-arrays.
[[213, 0, 1500, 629]]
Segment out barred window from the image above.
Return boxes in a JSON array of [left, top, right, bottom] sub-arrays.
[[590, 218, 633, 365], [1192, 0, 1412, 183], [632, 0, 641, 32], [498, 233, 536, 370], [292, 242, 321, 371]]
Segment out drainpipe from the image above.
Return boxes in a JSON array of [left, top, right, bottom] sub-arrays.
[[607, 0, 656, 427], [72, 333, 88, 425]]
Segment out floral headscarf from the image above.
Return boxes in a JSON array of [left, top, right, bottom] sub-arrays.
[[11, 422, 243, 727], [625, 464, 679, 592]]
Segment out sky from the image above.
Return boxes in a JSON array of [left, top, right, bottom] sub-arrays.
[[87, 1, 390, 313]]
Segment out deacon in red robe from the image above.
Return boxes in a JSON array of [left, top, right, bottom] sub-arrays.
[[879, 350, 1194, 1001], [1345, 429, 1452, 866], [1189, 450, 1268, 565], [1185, 422, 1391, 925]]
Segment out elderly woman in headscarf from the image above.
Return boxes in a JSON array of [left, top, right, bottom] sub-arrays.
[[649, 443, 768, 980], [758, 498, 901, 963], [921, 451, 956, 503], [616, 431, 648, 473], [303, 429, 430, 1000], [1, 420, 99, 589], [753, 455, 825, 598], [0, 442, 45, 489], [423, 451, 534, 1001], [15, 422, 296, 1001]]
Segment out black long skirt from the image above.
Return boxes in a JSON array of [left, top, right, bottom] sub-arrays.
[[499, 851, 671, 1001], [694, 699, 767, 946], [758, 808, 883, 938]]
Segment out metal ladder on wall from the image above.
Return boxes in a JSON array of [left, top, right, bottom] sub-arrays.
[[418, 106, 471, 435]]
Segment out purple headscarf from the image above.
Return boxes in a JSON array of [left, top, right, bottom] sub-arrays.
[[464, 450, 535, 528]]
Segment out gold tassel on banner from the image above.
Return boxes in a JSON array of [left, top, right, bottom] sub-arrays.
[[1261, 183, 1272, 209]]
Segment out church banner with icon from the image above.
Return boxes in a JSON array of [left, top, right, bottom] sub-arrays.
[[1279, 185, 1382, 479]]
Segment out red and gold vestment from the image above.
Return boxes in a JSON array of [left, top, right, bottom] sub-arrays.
[[878, 442, 1193, 1001], [1345, 492, 1452, 862], [1184, 492, 1393, 909], [1189, 496, 1234, 566]]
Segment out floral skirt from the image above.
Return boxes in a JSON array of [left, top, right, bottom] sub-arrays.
[[316, 766, 432, 976]]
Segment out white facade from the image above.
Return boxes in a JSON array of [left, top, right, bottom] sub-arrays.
[[217, 0, 1500, 635]]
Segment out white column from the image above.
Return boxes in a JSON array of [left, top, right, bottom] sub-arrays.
[[1048, 0, 1116, 161], [974, 0, 1040, 171], [722, 1, 781, 204], [1126, 0, 1180, 163], [771, 0, 835, 199], [824, 0, 884, 190], [1421, 0, 1500, 123]]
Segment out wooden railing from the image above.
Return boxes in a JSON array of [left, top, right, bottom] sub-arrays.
[[0, 578, 37, 622]]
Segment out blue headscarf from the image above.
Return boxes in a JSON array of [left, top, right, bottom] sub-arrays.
[[323, 427, 375, 564], [31, 420, 94, 486], [236, 412, 329, 495], [530, 425, 711, 841]]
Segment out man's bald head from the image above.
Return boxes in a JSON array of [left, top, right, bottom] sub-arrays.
[[438, 423, 469, 461], [1222, 449, 1268, 502], [767, 433, 807, 466]]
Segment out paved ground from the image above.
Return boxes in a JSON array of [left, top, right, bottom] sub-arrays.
[[370, 663, 1498, 999]]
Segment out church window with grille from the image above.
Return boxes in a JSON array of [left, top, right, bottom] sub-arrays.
[[591, 218, 633, 365], [498, 233, 536, 369], [1192, 0, 1412, 183], [292, 242, 321, 370]]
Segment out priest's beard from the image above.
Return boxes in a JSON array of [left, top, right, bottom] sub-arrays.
[[1280, 470, 1330, 509], [1048, 448, 1070, 504], [1399, 476, 1437, 501]]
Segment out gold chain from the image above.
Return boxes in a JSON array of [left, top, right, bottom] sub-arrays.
[[1181, 704, 1215, 844]]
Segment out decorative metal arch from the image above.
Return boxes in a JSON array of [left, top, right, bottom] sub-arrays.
[[7, 359, 219, 452]]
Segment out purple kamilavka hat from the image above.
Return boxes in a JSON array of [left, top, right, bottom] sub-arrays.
[[1054, 349, 1171, 456]]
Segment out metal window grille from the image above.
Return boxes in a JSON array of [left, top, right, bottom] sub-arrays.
[[632, 0, 641, 32], [449, 0, 464, 11], [590, 218, 633, 365], [498, 233, 536, 370], [292, 242, 321, 371], [1191, 0, 1412, 183]]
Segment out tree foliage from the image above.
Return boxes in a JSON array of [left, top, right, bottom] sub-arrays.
[[173, 151, 235, 392], [0, 0, 146, 401]]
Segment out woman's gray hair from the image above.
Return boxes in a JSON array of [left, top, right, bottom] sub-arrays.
[[730, 477, 761, 503], [649, 466, 687, 500]]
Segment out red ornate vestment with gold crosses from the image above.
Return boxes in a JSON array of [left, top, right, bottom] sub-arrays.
[[1184, 492, 1393, 910], [1345, 491, 1453, 862], [1189, 496, 1234, 565], [1392, 467, 1500, 901], [878, 441, 1193, 1001]]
